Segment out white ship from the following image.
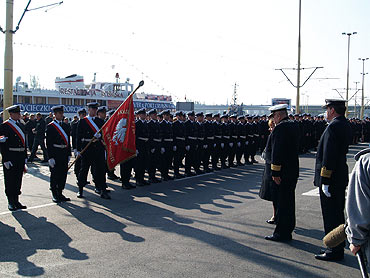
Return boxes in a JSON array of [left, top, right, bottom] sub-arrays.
[[0, 74, 175, 117]]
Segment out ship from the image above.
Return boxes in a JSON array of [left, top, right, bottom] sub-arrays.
[[0, 74, 175, 118]]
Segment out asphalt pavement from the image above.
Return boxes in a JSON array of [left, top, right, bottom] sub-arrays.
[[0, 144, 367, 278]]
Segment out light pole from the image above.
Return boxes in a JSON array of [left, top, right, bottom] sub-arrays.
[[359, 57, 369, 119], [296, 0, 302, 114], [342, 32, 357, 117]]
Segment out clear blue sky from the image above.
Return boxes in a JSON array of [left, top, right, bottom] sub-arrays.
[[1, 0, 370, 106]]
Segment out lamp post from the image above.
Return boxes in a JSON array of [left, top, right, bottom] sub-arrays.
[[296, 0, 302, 114], [359, 57, 369, 119], [342, 32, 357, 117]]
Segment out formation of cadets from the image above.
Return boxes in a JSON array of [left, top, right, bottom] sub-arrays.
[[2, 102, 370, 210]]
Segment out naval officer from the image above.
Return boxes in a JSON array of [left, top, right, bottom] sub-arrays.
[[314, 99, 352, 261], [46, 105, 72, 202], [264, 104, 299, 242], [0, 105, 28, 211]]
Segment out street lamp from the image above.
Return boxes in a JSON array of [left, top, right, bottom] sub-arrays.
[[359, 57, 369, 119], [342, 32, 357, 117]]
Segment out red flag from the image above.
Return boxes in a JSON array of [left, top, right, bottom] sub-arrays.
[[102, 94, 136, 170]]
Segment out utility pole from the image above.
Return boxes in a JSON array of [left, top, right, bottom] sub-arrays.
[[3, 0, 14, 120], [359, 58, 369, 119], [232, 82, 238, 106]]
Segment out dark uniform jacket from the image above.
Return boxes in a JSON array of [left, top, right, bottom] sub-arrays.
[[70, 119, 79, 150], [172, 120, 186, 149], [270, 118, 300, 183], [135, 119, 150, 152], [34, 118, 46, 139], [76, 117, 104, 151], [0, 120, 27, 162], [314, 116, 352, 187], [147, 119, 162, 151], [46, 121, 72, 160], [185, 120, 198, 147]]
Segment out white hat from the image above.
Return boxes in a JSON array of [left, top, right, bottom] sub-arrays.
[[269, 104, 288, 112]]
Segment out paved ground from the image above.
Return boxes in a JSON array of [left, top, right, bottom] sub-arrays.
[[0, 144, 367, 277]]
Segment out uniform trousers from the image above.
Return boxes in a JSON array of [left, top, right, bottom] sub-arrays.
[[185, 144, 197, 173], [78, 143, 106, 190], [173, 146, 185, 175], [120, 158, 135, 184], [3, 153, 24, 203], [319, 185, 346, 253], [50, 155, 68, 193], [273, 180, 296, 238], [29, 138, 48, 161]]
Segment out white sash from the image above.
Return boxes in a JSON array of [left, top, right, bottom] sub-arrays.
[[50, 121, 69, 145], [5, 120, 25, 145], [85, 116, 99, 133]]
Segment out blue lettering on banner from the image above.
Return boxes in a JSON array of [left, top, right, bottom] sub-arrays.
[[15, 103, 84, 114]]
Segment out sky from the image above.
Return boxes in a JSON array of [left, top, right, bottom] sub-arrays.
[[1, 0, 370, 106]]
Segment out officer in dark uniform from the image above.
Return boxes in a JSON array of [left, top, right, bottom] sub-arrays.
[[184, 111, 198, 176], [46, 105, 72, 202], [25, 113, 36, 152], [0, 105, 28, 211], [72, 108, 87, 181], [314, 99, 352, 261], [264, 104, 299, 242], [244, 115, 253, 165], [159, 110, 174, 180], [212, 113, 222, 170], [172, 111, 186, 178], [204, 113, 215, 172], [135, 108, 150, 186], [76, 102, 110, 199], [28, 112, 49, 163], [236, 115, 246, 166], [228, 115, 237, 167], [220, 114, 230, 168], [195, 112, 206, 174], [147, 109, 162, 183]]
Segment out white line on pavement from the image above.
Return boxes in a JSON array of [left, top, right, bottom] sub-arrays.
[[0, 202, 57, 215], [302, 187, 319, 196]]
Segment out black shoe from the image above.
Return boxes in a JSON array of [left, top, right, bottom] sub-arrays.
[[213, 166, 221, 171], [204, 168, 212, 173], [52, 195, 61, 203], [266, 219, 276, 225], [315, 252, 344, 261], [59, 194, 71, 202], [251, 160, 258, 164], [77, 188, 84, 198], [162, 176, 169, 181], [175, 174, 185, 179], [245, 161, 253, 165], [237, 162, 244, 166], [167, 175, 175, 180], [265, 234, 292, 242], [94, 188, 102, 195], [8, 203, 17, 211], [100, 191, 111, 199], [143, 180, 151, 185], [196, 170, 205, 175]]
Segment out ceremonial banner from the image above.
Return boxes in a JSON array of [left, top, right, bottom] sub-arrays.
[[102, 94, 136, 170]]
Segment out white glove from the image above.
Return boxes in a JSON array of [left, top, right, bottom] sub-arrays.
[[213, 143, 216, 148], [221, 143, 225, 148], [229, 142, 233, 148], [48, 158, 56, 168], [73, 149, 80, 157], [245, 141, 249, 145], [161, 147, 165, 154], [322, 184, 331, 198], [25, 159, 28, 164], [237, 142, 241, 147], [185, 145, 190, 151], [173, 146, 177, 152], [0, 136, 8, 143], [151, 148, 155, 153], [24, 164, 28, 173], [68, 156, 71, 163], [4, 161, 13, 169], [94, 132, 101, 139], [136, 150, 139, 155], [203, 144, 208, 149]]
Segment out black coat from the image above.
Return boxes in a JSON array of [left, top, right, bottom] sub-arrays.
[[314, 116, 352, 188], [260, 134, 277, 201], [270, 118, 300, 183]]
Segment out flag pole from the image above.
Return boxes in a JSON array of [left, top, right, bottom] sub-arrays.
[[67, 80, 144, 170]]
